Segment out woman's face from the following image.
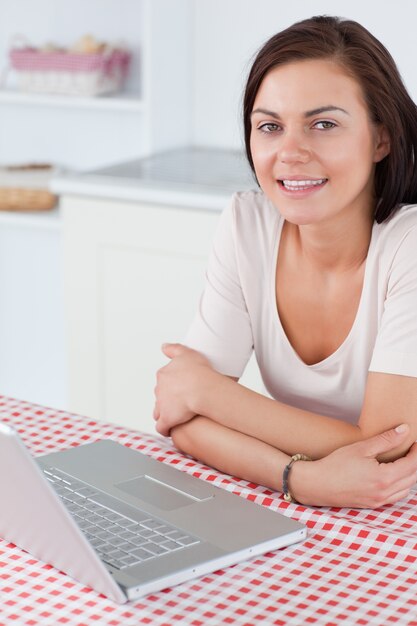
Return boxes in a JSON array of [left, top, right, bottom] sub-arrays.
[[250, 58, 390, 227]]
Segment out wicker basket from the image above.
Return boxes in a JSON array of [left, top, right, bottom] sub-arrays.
[[9, 44, 131, 97], [0, 164, 58, 212]]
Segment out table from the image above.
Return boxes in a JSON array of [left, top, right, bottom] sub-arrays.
[[1, 395, 417, 626]]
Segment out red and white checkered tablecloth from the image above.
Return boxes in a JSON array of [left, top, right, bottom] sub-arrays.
[[1, 395, 417, 626]]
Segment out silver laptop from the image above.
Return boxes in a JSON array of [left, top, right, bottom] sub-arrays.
[[0, 421, 306, 603]]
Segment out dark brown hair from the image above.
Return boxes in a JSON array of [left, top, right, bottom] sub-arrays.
[[243, 15, 417, 223]]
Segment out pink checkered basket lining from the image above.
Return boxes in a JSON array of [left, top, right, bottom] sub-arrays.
[[9, 48, 131, 77]]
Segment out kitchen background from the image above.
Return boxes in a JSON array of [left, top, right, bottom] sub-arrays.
[[0, 0, 415, 433]]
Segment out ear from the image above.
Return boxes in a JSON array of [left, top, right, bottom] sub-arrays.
[[373, 124, 390, 163]]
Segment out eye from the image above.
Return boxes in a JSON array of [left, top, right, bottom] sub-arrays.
[[257, 122, 280, 134], [313, 120, 337, 130]]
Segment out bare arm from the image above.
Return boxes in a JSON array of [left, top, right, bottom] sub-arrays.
[[172, 417, 417, 508], [190, 370, 417, 461], [154, 344, 417, 462], [171, 416, 290, 491]]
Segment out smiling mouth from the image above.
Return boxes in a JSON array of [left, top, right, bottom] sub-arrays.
[[278, 178, 328, 191]]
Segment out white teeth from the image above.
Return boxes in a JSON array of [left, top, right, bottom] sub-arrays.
[[282, 178, 326, 189]]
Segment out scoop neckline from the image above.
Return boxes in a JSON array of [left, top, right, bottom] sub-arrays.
[[270, 215, 376, 370]]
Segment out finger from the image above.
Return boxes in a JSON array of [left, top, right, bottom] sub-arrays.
[[385, 441, 417, 473], [370, 470, 417, 508], [382, 487, 412, 506], [155, 419, 170, 438], [385, 472, 417, 494], [153, 406, 159, 421], [161, 342, 185, 358], [360, 424, 410, 458]]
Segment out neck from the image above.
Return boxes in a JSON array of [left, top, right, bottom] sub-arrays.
[[289, 211, 374, 274]]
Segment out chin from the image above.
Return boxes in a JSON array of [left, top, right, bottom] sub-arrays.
[[278, 208, 323, 226]]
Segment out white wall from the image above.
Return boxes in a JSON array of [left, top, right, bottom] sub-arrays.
[[192, 0, 417, 149], [1, 0, 415, 162]]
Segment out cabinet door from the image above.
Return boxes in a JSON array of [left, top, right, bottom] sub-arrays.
[[62, 196, 263, 433]]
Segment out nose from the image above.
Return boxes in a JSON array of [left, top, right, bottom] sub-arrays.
[[278, 129, 311, 164]]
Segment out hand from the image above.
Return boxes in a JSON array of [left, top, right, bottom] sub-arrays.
[[290, 424, 417, 508], [153, 343, 216, 437]]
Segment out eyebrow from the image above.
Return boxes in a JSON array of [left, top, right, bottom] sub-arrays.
[[251, 105, 350, 118]]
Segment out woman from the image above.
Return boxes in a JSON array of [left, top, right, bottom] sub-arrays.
[[153, 16, 417, 508]]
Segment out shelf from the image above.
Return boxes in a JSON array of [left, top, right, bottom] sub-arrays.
[[0, 89, 145, 112]]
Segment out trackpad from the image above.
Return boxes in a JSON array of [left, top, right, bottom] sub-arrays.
[[115, 475, 200, 510]]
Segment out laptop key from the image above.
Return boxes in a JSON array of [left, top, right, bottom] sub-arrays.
[[96, 543, 114, 554], [118, 530, 136, 540], [130, 536, 150, 547], [106, 549, 127, 560], [117, 518, 140, 529], [52, 484, 66, 493], [151, 535, 172, 546], [138, 529, 156, 539], [70, 495, 86, 504], [66, 503, 84, 514], [108, 537, 128, 548], [131, 548, 154, 560], [94, 530, 114, 540], [83, 502, 103, 513], [120, 555, 142, 567], [83, 513, 103, 524], [102, 556, 126, 569], [78, 519, 94, 530], [161, 540, 181, 551], [153, 524, 175, 535], [81, 524, 98, 534], [57, 476, 71, 486], [143, 543, 169, 556], [61, 492, 76, 502], [61, 479, 85, 491], [116, 541, 134, 552], [96, 520, 118, 530], [178, 536, 200, 546], [140, 519, 164, 530], [89, 537, 106, 548], [102, 511, 125, 523], [49, 469, 72, 484], [74, 487, 99, 498], [165, 530, 186, 541]]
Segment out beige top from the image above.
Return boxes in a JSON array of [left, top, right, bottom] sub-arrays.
[[185, 190, 417, 425]]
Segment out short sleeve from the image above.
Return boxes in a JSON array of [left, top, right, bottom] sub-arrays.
[[183, 195, 254, 377], [369, 225, 417, 377]]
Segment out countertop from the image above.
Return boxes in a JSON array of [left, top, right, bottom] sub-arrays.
[[51, 146, 256, 211]]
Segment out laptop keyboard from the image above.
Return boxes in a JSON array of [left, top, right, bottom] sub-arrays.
[[43, 466, 200, 570]]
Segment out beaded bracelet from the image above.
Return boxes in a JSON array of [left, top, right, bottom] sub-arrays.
[[283, 453, 312, 503]]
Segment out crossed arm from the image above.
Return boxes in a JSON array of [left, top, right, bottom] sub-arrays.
[[153, 344, 417, 508]]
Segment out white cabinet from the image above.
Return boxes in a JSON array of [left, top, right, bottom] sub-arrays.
[[0, 210, 67, 409], [62, 195, 263, 433], [0, 0, 194, 414]]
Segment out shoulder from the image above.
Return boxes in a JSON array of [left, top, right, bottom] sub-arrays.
[[231, 188, 278, 216], [376, 203, 417, 238], [373, 205, 417, 279], [213, 189, 280, 271], [227, 189, 281, 235]]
